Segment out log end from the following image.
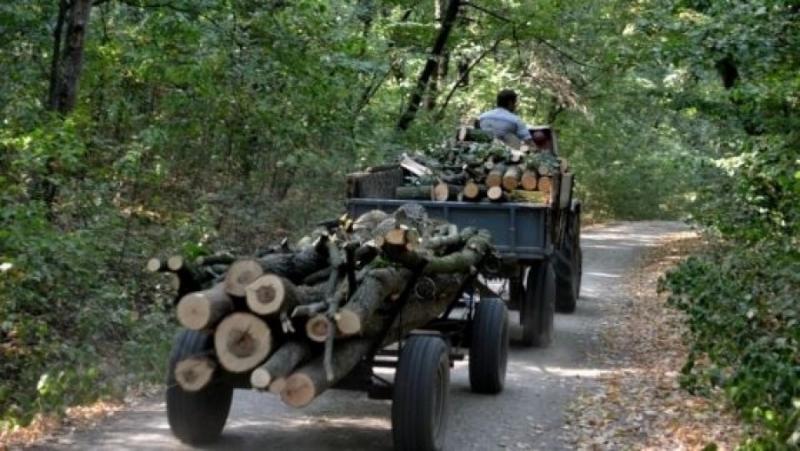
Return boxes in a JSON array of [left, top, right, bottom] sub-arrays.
[[214, 312, 272, 373], [487, 186, 504, 200], [250, 368, 272, 389], [281, 373, 316, 408], [176, 293, 211, 330], [269, 377, 287, 395], [335, 309, 362, 336], [245, 274, 283, 315], [167, 255, 184, 271], [175, 357, 215, 392], [225, 259, 265, 297], [146, 258, 163, 273], [305, 315, 331, 343]]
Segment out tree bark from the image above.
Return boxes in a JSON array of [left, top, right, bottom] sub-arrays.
[[336, 267, 413, 336], [281, 339, 373, 407], [250, 341, 312, 390], [396, 0, 461, 130]]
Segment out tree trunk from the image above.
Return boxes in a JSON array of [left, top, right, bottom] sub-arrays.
[[214, 313, 273, 373], [49, 0, 93, 114], [396, 0, 461, 130], [250, 341, 312, 390]]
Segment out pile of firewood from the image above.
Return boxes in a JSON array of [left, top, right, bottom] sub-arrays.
[[382, 139, 568, 204], [147, 204, 497, 408]]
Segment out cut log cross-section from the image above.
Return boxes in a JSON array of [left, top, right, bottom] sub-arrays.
[[538, 176, 552, 197], [487, 186, 505, 201], [225, 259, 264, 297], [177, 283, 233, 330], [462, 180, 483, 200], [485, 166, 505, 188], [214, 312, 272, 373], [250, 341, 312, 390], [306, 314, 332, 343], [174, 356, 216, 392], [244, 274, 326, 316], [521, 170, 538, 191], [502, 166, 521, 191]]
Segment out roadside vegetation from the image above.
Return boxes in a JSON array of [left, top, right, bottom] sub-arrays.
[[1, 0, 797, 447]]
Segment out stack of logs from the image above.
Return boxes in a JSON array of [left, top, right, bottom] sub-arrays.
[[147, 204, 496, 408], [386, 140, 567, 204]]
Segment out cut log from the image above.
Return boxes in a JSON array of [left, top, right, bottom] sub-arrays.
[[177, 283, 233, 330], [521, 170, 538, 191], [225, 259, 264, 297], [305, 314, 332, 343], [462, 180, 485, 201], [214, 312, 272, 373], [485, 166, 505, 188], [146, 258, 166, 273], [537, 176, 552, 196], [281, 339, 372, 408], [336, 267, 413, 336], [167, 255, 186, 272], [432, 181, 458, 201], [502, 166, 521, 191], [250, 341, 312, 390], [487, 186, 505, 201], [245, 274, 325, 316], [174, 356, 216, 392]]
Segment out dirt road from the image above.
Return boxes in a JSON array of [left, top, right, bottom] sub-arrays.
[[32, 221, 689, 451]]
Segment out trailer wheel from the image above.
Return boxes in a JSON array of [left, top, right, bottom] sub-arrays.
[[392, 335, 450, 451], [520, 261, 555, 347], [555, 206, 582, 313], [166, 329, 233, 445], [469, 298, 509, 394]]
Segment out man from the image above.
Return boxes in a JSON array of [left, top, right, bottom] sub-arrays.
[[478, 89, 532, 147]]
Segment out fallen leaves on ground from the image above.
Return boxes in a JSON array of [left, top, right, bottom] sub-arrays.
[[566, 232, 745, 450]]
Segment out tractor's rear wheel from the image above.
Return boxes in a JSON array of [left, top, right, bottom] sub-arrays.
[[166, 330, 233, 445], [520, 261, 555, 347]]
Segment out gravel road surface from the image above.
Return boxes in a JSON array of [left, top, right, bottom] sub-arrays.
[[31, 221, 688, 451]]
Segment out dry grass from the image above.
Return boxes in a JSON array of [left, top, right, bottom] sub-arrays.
[[567, 233, 745, 450]]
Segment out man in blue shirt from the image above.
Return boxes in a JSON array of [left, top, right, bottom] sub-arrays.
[[478, 89, 533, 147]]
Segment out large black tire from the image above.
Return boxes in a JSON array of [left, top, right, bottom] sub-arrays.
[[392, 335, 450, 451], [166, 329, 233, 445], [469, 298, 509, 394], [520, 261, 556, 348], [555, 206, 582, 313]]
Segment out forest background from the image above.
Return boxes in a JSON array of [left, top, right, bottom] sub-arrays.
[[1, 0, 797, 447]]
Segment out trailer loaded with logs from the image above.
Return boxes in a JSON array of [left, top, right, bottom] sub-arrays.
[[149, 204, 510, 450], [347, 126, 583, 347]]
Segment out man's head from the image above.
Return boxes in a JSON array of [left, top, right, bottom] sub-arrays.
[[496, 89, 518, 112]]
